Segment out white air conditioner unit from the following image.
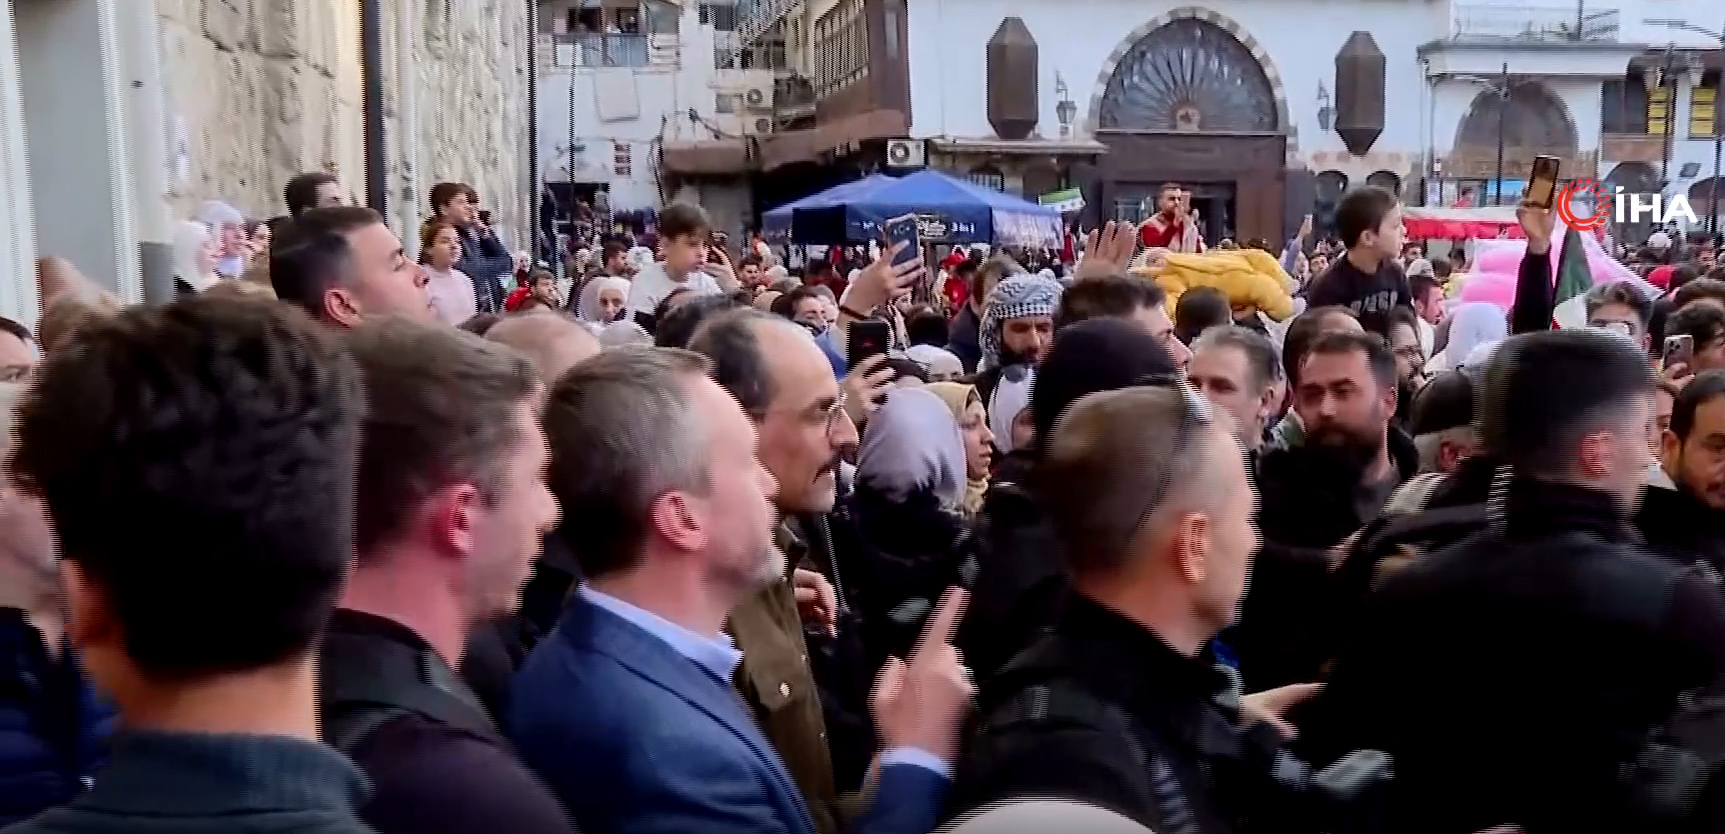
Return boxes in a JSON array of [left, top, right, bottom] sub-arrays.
[[884, 138, 926, 170], [743, 86, 770, 110], [745, 117, 774, 135]]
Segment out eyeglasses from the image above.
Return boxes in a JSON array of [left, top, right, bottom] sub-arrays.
[[1130, 371, 1216, 528]]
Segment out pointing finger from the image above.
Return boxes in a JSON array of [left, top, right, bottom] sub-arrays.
[[910, 587, 968, 664]]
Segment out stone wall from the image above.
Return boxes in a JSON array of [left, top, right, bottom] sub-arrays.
[[156, 0, 530, 243]]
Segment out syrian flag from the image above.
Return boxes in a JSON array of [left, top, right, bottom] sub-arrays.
[[1550, 225, 1594, 330]]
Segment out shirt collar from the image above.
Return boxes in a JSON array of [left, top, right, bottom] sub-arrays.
[[578, 585, 742, 681]]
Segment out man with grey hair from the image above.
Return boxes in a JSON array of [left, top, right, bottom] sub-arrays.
[[0, 382, 113, 824], [1187, 325, 1281, 454], [485, 311, 600, 384], [1406, 371, 1476, 478], [509, 347, 963, 834], [951, 383, 1320, 832], [689, 308, 966, 834]]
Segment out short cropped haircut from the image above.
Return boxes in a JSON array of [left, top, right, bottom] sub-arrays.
[[906, 306, 949, 346], [13, 296, 364, 678], [1584, 281, 1653, 330], [688, 308, 799, 417], [0, 315, 31, 345], [1304, 330, 1397, 390], [270, 206, 383, 318], [1192, 325, 1282, 388], [1674, 277, 1725, 311], [1671, 370, 1725, 443], [659, 203, 711, 242], [284, 171, 338, 217], [1056, 275, 1167, 330], [1409, 273, 1442, 303], [1335, 185, 1399, 249], [544, 348, 713, 577], [344, 316, 540, 557], [1282, 305, 1358, 384], [1666, 302, 1725, 348], [1174, 286, 1232, 344], [1039, 386, 1224, 575], [429, 182, 471, 214], [656, 293, 748, 348]]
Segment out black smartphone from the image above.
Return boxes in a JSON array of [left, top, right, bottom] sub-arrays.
[[847, 319, 892, 367], [477, 209, 493, 226], [882, 213, 920, 268], [1527, 155, 1561, 209]]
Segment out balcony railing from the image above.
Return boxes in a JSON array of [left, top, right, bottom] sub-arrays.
[[1447, 4, 1621, 43], [548, 33, 652, 68]]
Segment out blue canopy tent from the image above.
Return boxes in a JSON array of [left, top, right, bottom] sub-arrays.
[[760, 169, 1062, 248], [759, 174, 891, 244]]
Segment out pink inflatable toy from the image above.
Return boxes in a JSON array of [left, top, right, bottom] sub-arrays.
[[1456, 234, 1651, 312]]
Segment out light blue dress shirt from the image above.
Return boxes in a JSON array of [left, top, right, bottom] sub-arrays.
[[577, 585, 951, 778]]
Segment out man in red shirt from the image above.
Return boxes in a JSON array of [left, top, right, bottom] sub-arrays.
[[1137, 183, 1204, 253]]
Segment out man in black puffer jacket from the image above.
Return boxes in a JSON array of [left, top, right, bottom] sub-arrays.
[[961, 318, 1177, 685]]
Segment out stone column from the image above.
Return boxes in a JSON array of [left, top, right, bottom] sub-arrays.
[[0, 0, 38, 325]]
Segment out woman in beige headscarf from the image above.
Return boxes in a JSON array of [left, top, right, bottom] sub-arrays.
[[924, 381, 994, 516]]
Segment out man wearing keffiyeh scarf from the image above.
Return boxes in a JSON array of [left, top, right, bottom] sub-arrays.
[[967, 273, 1062, 406]]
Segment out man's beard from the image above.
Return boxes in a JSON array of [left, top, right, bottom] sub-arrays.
[[755, 544, 789, 588], [1305, 414, 1384, 476], [998, 344, 1039, 367]]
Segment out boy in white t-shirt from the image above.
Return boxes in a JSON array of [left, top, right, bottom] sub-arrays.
[[626, 203, 739, 332]]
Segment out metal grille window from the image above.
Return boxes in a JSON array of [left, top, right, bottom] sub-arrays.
[[968, 167, 1005, 193], [614, 142, 633, 177]]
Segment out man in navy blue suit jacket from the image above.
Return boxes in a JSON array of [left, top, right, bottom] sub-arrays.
[[507, 347, 969, 834]]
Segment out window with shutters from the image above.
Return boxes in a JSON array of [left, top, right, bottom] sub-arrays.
[[1691, 74, 1718, 138], [1648, 84, 1671, 137]]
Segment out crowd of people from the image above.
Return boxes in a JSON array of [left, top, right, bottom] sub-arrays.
[[4, 165, 1725, 834]]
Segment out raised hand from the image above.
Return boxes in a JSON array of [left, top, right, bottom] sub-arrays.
[[1075, 221, 1137, 280], [870, 587, 974, 763]]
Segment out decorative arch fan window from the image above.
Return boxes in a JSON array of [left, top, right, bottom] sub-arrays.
[[1097, 18, 1279, 133]]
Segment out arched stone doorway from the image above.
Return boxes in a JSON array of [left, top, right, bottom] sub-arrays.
[[1083, 8, 1294, 244], [1606, 162, 1660, 244], [1448, 81, 1580, 204]]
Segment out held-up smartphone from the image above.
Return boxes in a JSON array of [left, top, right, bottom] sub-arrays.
[[882, 213, 920, 268], [847, 319, 892, 367], [1527, 155, 1561, 209], [1664, 334, 1695, 371], [477, 209, 493, 226]]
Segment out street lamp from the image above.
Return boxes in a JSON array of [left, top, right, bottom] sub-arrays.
[[1055, 73, 1076, 139], [1452, 63, 1520, 206], [1647, 17, 1725, 233]]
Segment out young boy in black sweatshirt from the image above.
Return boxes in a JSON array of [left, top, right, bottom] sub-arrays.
[[1306, 185, 1414, 336]]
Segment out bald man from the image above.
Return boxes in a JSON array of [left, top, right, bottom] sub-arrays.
[[462, 310, 598, 717], [484, 311, 599, 384]]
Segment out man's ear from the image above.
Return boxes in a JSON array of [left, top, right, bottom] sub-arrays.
[[325, 287, 362, 328]]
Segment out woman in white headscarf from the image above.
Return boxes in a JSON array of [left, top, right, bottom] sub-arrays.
[[192, 200, 247, 277], [174, 220, 222, 295], [851, 387, 979, 668], [577, 276, 631, 334], [1429, 302, 1507, 373]]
